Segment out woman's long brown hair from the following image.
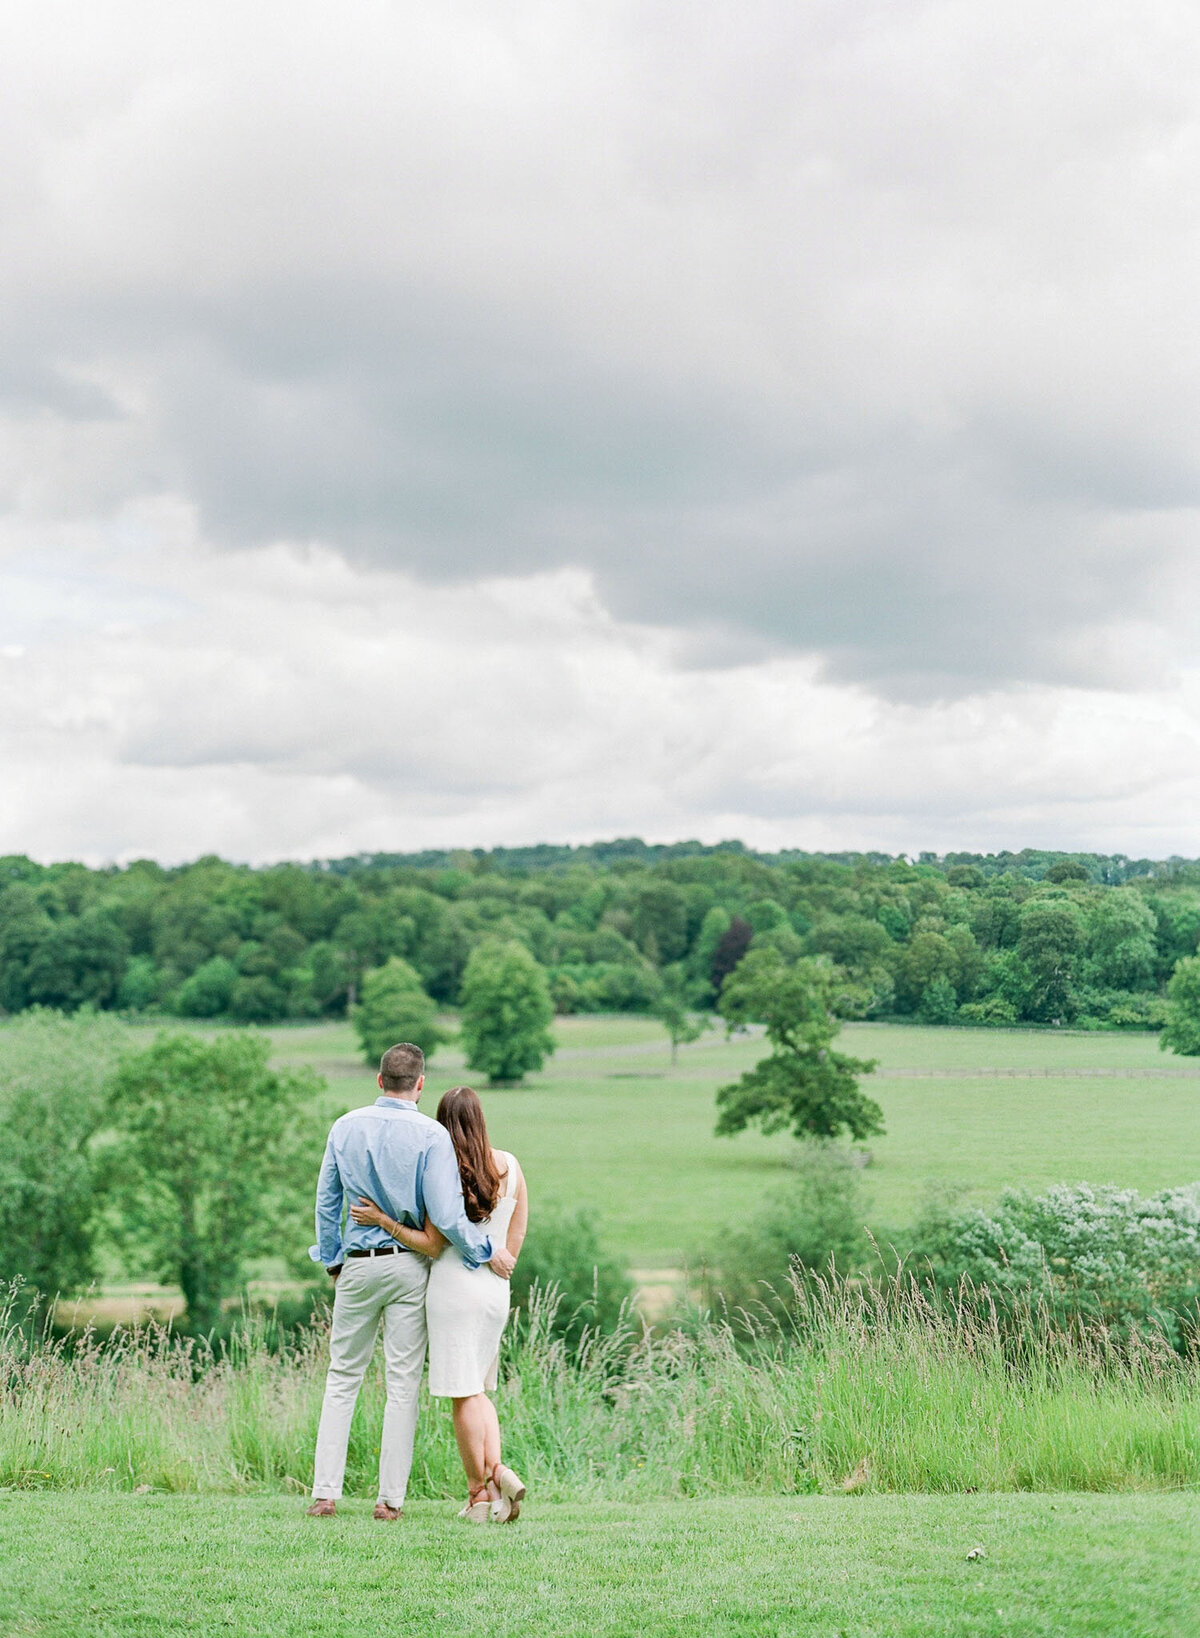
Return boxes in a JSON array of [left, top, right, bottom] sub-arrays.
[[436, 1086, 501, 1224]]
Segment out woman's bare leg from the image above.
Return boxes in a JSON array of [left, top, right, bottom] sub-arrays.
[[480, 1394, 502, 1479], [451, 1395, 499, 1496]]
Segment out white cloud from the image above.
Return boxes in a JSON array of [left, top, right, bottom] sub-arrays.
[[3, 4, 1200, 857], [3, 530, 1200, 862], [1, 3, 1199, 689]]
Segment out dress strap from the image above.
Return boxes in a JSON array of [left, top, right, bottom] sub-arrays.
[[498, 1151, 520, 1199]]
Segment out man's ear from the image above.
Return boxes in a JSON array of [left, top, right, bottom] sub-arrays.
[[377, 1073, 384, 1090]]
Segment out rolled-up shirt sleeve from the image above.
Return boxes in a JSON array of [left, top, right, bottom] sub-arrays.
[[310, 1132, 345, 1266], [422, 1130, 493, 1268]]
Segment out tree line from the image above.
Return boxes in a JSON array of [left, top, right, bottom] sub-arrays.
[[3, 842, 1200, 1030]]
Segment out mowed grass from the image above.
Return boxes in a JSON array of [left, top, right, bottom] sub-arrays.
[[2, 1493, 1198, 1638], [253, 1017, 1200, 1268]]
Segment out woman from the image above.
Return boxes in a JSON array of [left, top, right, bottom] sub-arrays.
[[350, 1084, 529, 1523]]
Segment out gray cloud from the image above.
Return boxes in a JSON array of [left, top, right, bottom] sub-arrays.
[[2, 0, 1200, 704]]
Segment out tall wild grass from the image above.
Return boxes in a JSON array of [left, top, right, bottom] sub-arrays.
[[2, 1273, 1198, 1498]]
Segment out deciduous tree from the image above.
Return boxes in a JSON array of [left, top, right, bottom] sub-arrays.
[[1161, 955, 1200, 1057], [459, 940, 555, 1083], [104, 1032, 323, 1332], [352, 956, 444, 1063], [715, 948, 883, 1142], [0, 1009, 127, 1322], [650, 967, 709, 1063]]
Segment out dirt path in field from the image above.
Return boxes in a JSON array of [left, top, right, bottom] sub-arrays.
[[874, 1065, 1200, 1078]]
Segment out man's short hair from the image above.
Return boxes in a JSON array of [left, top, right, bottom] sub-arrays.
[[379, 1043, 425, 1092]]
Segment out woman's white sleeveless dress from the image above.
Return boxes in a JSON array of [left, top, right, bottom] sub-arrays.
[[426, 1151, 520, 1398]]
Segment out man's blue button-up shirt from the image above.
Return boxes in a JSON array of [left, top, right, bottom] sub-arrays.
[[309, 1096, 493, 1270]]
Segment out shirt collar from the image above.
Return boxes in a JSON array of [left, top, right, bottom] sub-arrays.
[[374, 1096, 420, 1111]]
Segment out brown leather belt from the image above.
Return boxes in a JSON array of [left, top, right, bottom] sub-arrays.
[[347, 1245, 401, 1258]]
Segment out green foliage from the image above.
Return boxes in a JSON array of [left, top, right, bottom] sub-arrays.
[[508, 1201, 634, 1350], [1084, 891, 1158, 991], [116, 954, 160, 1012], [649, 968, 708, 1062], [917, 974, 958, 1024], [459, 940, 555, 1082], [958, 995, 1018, 1025], [103, 1032, 324, 1332], [699, 1143, 868, 1322], [1015, 898, 1086, 1021], [908, 1182, 1200, 1349], [714, 948, 883, 1142], [1046, 859, 1091, 884], [1161, 954, 1200, 1056], [350, 957, 444, 1064], [173, 957, 238, 1018], [710, 916, 753, 991], [0, 844, 1192, 1033], [0, 1010, 128, 1318], [25, 909, 130, 1012], [548, 958, 660, 1014]]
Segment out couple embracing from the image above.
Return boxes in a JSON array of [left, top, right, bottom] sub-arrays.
[[306, 1042, 529, 1524]]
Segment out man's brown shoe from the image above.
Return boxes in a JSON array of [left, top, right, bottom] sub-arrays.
[[306, 1499, 337, 1517], [373, 1503, 403, 1522]]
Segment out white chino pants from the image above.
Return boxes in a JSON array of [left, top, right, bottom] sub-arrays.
[[311, 1252, 428, 1507]]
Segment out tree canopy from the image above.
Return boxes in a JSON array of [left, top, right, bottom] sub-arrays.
[[459, 939, 555, 1083], [103, 1031, 323, 1332], [0, 1008, 128, 1320], [0, 842, 1195, 1036], [714, 948, 883, 1142], [351, 957, 444, 1065]]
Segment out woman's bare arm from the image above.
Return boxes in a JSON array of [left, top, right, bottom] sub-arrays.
[[506, 1168, 529, 1260], [349, 1197, 447, 1260]]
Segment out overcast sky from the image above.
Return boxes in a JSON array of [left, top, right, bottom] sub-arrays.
[[3, 1, 1200, 864]]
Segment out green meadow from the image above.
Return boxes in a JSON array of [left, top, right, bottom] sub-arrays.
[[7, 1013, 1200, 1638], [260, 1015, 1200, 1269]]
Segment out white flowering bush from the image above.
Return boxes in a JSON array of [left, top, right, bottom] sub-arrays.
[[909, 1182, 1200, 1348]]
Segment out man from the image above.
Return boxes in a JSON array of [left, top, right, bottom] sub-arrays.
[[306, 1042, 514, 1520]]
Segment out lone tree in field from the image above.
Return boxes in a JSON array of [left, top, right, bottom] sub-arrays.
[[460, 939, 555, 1083], [651, 967, 709, 1064], [104, 1031, 323, 1333], [352, 956, 445, 1065], [1161, 955, 1200, 1056], [714, 948, 883, 1142]]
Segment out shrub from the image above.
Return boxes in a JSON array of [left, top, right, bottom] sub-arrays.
[[907, 1181, 1200, 1349], [1106, 994, 1168, 1030], [958, 996, 1018, 1025], [509, 1202, 634, 1351], [698, 1144, 868, 1324]]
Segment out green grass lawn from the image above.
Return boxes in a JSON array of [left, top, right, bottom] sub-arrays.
[[1, 1493, 1196, 1638], [252, 1016, 1200, 1268]]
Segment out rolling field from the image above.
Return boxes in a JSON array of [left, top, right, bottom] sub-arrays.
[[260, 1016, 1200, 1268], [8, 1016, 1200, 1635]]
